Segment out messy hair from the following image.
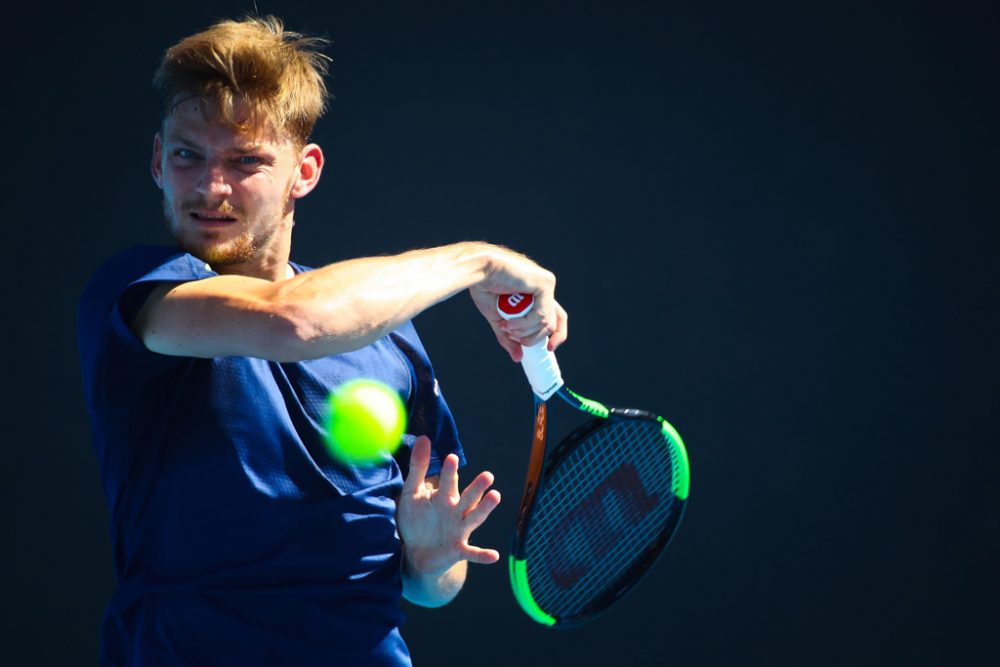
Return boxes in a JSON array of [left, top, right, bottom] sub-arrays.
[[154, 15, 330, 145]]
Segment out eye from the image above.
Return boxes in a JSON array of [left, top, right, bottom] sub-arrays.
[[236, 155, 262, 165], [173, 148, 199, 160]]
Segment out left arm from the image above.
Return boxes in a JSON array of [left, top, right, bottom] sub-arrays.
[[397, 436, 502, 607]]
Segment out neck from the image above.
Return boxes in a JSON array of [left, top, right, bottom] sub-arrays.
[[212, 258, 294, 281]]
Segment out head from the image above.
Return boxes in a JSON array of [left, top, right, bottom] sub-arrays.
[[151, 16, 329, 273]]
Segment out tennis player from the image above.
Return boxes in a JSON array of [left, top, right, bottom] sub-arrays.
[[77, 15, 567, 666]]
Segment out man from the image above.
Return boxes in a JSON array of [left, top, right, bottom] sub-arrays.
[[77, 16, 567, 666]]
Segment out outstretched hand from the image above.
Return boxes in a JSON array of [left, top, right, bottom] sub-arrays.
[[397, 436, 502, 577]]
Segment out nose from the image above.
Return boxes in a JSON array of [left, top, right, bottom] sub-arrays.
[[196, 162, 233, 199]]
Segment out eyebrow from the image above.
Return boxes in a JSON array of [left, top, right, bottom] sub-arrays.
[[167, 133, 274, 156]]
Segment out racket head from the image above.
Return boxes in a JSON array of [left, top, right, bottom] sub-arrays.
[[509, 395, 690, 627]]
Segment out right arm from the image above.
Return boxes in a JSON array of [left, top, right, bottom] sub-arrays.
[[132, 242, 567, 362]]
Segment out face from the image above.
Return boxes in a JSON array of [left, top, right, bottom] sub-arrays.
[[152, 98, 322, 271]]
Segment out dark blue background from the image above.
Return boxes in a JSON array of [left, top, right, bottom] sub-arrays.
[[5, 1, 996, 664]]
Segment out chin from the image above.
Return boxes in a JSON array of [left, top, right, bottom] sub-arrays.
[[165, 206, 275, 268], [175, 231, 257, 267]]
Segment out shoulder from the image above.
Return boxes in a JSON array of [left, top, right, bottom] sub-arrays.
[[77, 245, 215, 356], [84, 245, 210, 294], [81, 245, 215, 314], [77, 247, 202, 401]]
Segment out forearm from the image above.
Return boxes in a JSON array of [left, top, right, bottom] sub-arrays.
[[271, 242, 493, 360], [135, 239, 559, 362], [401, 556, 468, 608]]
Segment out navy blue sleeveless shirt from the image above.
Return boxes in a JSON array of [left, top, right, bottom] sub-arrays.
[[77, 245, 465, 666]]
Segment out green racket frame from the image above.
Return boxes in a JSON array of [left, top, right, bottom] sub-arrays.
[[508, 387, 690, 627]]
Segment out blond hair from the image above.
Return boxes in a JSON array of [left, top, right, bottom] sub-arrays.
[[154, 15, 330, 145]]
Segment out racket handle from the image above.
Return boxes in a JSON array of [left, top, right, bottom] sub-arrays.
[[497, 294, 564, 401]]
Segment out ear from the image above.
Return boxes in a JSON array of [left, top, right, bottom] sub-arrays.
[[151, 132, 164, 190], [289, 144, 324, 199]]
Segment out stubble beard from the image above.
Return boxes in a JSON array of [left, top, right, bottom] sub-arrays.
[[163, 195, 282, 268]]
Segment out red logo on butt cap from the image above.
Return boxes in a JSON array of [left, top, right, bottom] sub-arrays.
[[496, 293, 534, 320]]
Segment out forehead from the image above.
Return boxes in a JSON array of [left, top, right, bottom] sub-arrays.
[[163, 98, 291, 151]]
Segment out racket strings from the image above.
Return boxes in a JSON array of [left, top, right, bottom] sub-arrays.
[[524, 419, 682, 619]]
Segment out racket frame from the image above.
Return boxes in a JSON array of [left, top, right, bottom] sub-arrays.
[[496, 292, 689, 626], [508, 387, 690, 627]]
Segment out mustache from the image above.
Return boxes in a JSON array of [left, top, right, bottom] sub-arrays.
[[179, 199, 240, 216]]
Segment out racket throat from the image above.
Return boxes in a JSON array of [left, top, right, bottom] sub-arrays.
[[512, 400, 549, 555]]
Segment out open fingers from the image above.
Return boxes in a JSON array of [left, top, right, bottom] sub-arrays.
[[439, 453, 461, 502], [457, 471, 495, 515], [461, 543, 501, 565], [462, 488, 501, 531]]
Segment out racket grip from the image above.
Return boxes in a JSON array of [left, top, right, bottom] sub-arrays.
[[519, 339, 564, 400], [497, 294, 564, 401]]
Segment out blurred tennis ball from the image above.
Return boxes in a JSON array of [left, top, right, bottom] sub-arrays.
[[324, 378, 407, 466]]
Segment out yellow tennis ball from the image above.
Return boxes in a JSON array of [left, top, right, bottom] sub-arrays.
[[324, 378, 407, 466]]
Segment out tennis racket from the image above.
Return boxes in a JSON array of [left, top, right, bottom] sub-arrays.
[[497, 293, 690, 627]]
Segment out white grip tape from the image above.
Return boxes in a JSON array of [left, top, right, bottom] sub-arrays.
[[520, 338, 564, 401], [496, 294, 564, 400]]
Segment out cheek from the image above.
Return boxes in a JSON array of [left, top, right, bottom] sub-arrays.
[[161, 168, 194, 196], [161, 180, 190, 210], [242, 178, 285, 208], [160, 180, 177, 203]]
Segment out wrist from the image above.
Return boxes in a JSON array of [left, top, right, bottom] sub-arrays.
[[401, 548, 468, 608], [452, 241, 497, 285], [401, 542, 456, 579]]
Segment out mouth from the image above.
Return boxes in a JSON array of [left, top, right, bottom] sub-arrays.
[[190, 210, 238, 226]]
